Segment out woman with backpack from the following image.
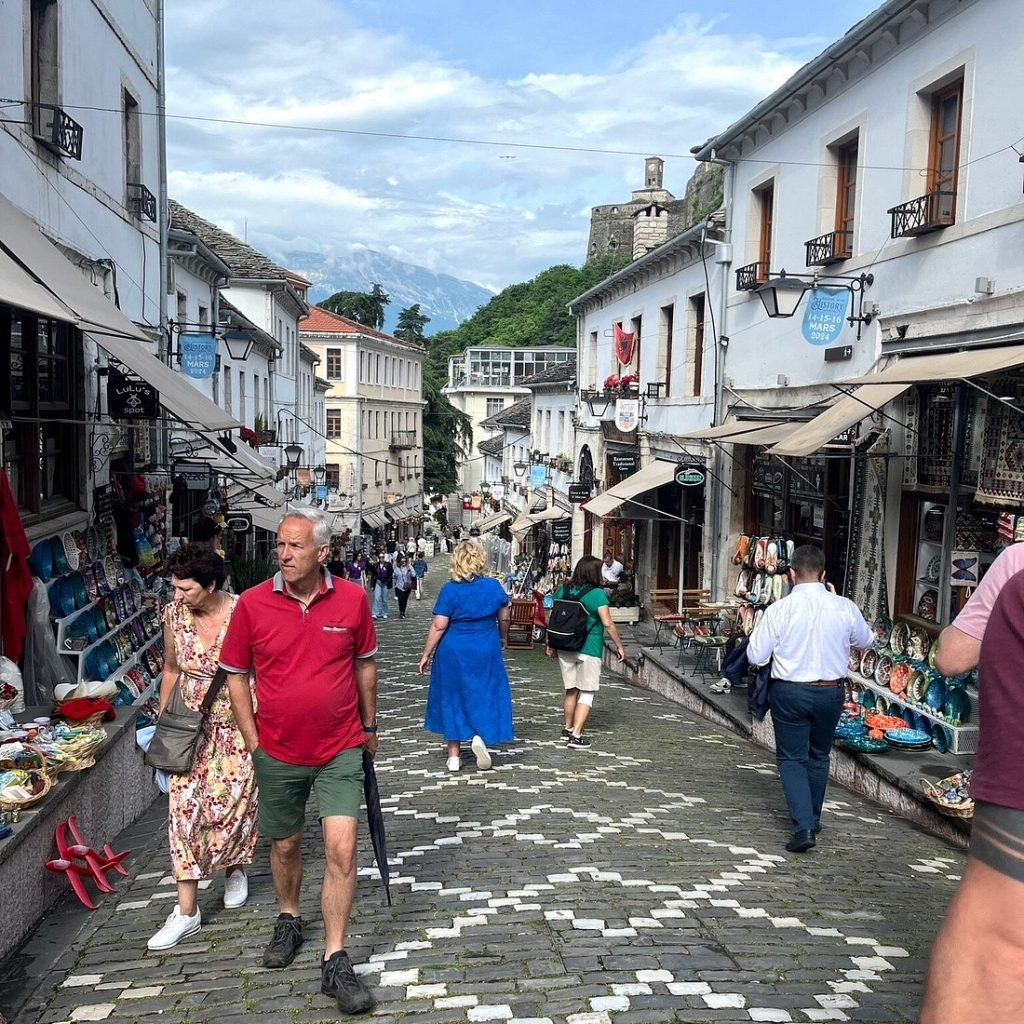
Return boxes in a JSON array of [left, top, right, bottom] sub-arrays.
[[545, 555, 626, 749]]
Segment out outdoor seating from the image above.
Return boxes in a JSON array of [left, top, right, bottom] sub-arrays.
[[506, 598, 535, 650], [647, 588, 711, 646]]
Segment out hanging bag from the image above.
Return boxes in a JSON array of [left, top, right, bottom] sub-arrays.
[[546, 585, 597, 652], [144, 668, 228, 775]]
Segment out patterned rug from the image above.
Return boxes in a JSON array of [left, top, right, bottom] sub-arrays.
[[846, 430, 890, 622], [977, 378, 1024, 506], [902, 389, 919, 489]]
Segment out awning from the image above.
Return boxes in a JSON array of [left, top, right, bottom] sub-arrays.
[[96, 332, 241, 434], [181, 442, 277, 486], [0, 246, 74, 321], [583, 460, 677, 518], [474, 510, 511, 533], [227, 481, 286, 509], [0, 192, 149, 341], [385, 507, 404, 523], [248, 506, 283, 534], [842, 342, 1024, 386], [679, 419, 805, 446], [362, 510, 388, 530], [510, 507, 570, 535]]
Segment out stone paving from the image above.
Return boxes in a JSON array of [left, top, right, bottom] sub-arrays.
[[1, 594, 964, 1024]]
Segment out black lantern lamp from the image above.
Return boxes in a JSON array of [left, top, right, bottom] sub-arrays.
[[221, 328, 254, 361], [283, 443, 303, 469], [582, 390, 613, 418], [512, 460, 528, 478], [753, 269, 875, 339], [755, 270, 810, 319], [313, 464, 327, 484]]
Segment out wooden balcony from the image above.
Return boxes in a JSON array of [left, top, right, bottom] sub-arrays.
[[390, 430, 417, 450], [735, 262, 769, 291], [888, 191, 956, 238], [805, 230, 852, 267]]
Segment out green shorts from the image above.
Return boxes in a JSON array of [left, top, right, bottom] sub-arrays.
[[252, 746, 364, 839]]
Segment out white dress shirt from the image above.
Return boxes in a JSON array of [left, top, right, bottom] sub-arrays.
[[747, 582, 874, 681], [602, 559, 624, 585]]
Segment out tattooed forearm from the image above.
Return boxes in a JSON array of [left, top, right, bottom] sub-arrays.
[[971, 802, 1024, 884]]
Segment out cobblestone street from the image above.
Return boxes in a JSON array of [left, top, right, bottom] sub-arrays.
[[2, 603, 963, 1024]]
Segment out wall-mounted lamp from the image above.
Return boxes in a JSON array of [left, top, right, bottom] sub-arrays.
[[221, 328, 254, 362], [512, 460, 528, 478], [283, 443, 303, 469], [313, 464, 327, 484], [580, 390, 613, 418], [754, 269, 875, 340]]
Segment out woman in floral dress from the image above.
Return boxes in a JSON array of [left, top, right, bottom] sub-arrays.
[[147, 544, 258, 951]]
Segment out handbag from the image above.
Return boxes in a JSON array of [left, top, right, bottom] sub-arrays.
[[144, 667, 228, 775]]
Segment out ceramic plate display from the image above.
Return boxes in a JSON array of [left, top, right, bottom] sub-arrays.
[[860, 649, 878, 678], [924, 678, 948, 711], [923, 555, 941, 582], [874, 654, 894, 689], [907, 628, 932, 663], [842, 735, 890, 753], [835, 721, 868, 740], [890, 622, 911, 656], [932, 726, 953, 754], [944, 689, 971, 726], [865, 713, 906, 732], [848, 651, 862, 674], [901, 707, 917, 728], [889, 662, 910, 696], [885, 726, 933, 749], [872, 615, 893, 648], [916, 589, 938, 622], [908, 671, 929, 704]]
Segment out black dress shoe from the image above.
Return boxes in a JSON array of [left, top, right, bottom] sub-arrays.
[[785, 829, 816, 853], [813, 823, 822, 835]]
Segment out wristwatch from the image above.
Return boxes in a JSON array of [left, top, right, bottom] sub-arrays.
[[363, 723, 378, 734]]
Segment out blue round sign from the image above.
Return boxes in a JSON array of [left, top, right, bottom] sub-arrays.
[[801, 287, 849, 347], [180, 333, 218, 379]]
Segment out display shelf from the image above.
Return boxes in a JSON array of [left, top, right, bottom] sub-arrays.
[[53, 597, 104, 649], [849, 671, 978, 754], [64, 608, 145, 660]]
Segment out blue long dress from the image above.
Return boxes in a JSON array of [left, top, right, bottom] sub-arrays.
[[423, 576, 515, 744]]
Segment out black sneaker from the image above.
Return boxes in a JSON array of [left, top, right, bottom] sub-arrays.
[[322, 950, 374, 1015], [262, 913, 304, 968], [566, 734, 592, 750], [560, 728, 573, 740]]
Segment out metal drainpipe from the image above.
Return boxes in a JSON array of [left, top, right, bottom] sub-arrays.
[[155, 0, 170, 477], [706, 154, 734, 600]]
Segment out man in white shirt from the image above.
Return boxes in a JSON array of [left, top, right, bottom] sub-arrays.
[[747, 545, 873, 854], [601, 551, 624, 593]]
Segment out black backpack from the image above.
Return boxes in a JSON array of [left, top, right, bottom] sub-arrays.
[[547, 585, 597, 651]]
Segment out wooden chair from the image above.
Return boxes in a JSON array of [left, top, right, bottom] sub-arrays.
[[506, 598, 535, 650], [647, 588, 711, 646]]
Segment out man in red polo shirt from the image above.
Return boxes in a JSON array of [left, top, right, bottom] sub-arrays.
[[221, 508, 377, 1016]]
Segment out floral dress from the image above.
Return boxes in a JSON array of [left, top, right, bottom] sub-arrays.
[[166, 598, 258, 880]]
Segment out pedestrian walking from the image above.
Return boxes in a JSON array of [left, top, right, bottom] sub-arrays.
[[326, 546, 347, 580], [346, 550, 367, 588], [412, 553, 428, 599], [220, 508, 377, 1016], [418, 540, 513, 772], [919, 546, 1024, 1022], [147, 544, 257, 952], [544, 555, 625, 750], [406, 536, 417, 557], [371, 551, 393, 619], [416, 535, 427, 558], [746, 544, 873, 853], [393, 554, 415, 619]]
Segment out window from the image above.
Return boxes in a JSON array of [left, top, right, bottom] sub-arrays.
[[123, 88, 141, 198], [325, 464, 340, 490], [176, 291, 187, 325], [239, 373, 246, 423], [757, 182, 774, 274], [659, 304, 674, 397], [198, 304, 208, 327], [630, 316, 642, 373], [30, 0, 59, 137], [384, 356, 390, 387], [326, 349, 343, 379], [327, 408, 342, 439], [223, 365, 232, 414], [689, 295, 705, 397], [835, 138, 858, 247], [928, 79, 963, 221], [359, 351, 365, 383], [253, 373, 260, 421], [375, 354, 380, 381], [588, 330, 598, 388], [1, 308, 80, 513], [486, 398, 505, 417], [263, 377, 269, 417]]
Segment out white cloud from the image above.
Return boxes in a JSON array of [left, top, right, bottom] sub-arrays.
[[165, 3, 826, 289]]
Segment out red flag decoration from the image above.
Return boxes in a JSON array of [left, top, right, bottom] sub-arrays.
[[614, 323, 636, 365]]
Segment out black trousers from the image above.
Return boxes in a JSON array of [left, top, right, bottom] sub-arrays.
[[396, 587, 411, 616]]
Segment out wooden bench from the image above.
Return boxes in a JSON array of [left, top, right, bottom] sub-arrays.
[[647, 588, 712, 645]]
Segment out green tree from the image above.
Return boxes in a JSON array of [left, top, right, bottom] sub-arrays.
[[321, 282, 390, 330], [422, 363, 472, 495], [394, 304, 430, 344]]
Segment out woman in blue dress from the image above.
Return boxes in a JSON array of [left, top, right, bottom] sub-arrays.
[[419, 540, 514, 772]]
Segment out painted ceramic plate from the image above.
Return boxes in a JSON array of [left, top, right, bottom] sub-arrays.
[[932, 726, 953, 754], [849, 651, 862, 674], [885, 726, 932, 746], [908, 671, 929, 704], [944, 689, 971, 726], [842, 735, 889, 753], [50, 535, 69, 576], [916, 589, 938, 621], [901, 707, 917, 728], [890, 622, 911, 656], [874, 654, 894, 689], [924, 555, 941, 582], [860, 690, 876, 711], [889, 662, 910, 696], [872, 615, 893, 648], [924, 678, 947, 711], [907, 628, 932, 663], [835, 721, 868, 740], [28, 540, 54, 581], [928, 643, 940, 671], [85, 525, 103, 561], [860, 649, 878, 678]]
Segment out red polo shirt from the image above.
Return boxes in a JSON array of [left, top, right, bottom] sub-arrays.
[[220, 569, 377, 766]]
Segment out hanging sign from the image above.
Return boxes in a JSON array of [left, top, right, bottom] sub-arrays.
[[614, 323, 637, 364], [107, 363, 158, 420], [173, 460, 214, 492], [529, 463, 547, 487], [180, 333, 218, 379], [315, 484, 329, 501], [550, 518, 572, 543], [675, 464, 706, 487], [568, 483, 592, 503], [608, 452, 639, 475], [225, 513, 252, 534], [615, 398, 640, 433], [801, 287, 849, 347]]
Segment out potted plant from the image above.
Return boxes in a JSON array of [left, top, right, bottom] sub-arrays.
[[607, 589, 641, 624], [603, 374, 639, 396], [254, 414, 275, 445]]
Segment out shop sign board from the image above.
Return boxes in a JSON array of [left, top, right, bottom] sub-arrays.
[[225, 512, 252, 534], [180, 333, 218, 379], [674, 463, 706, 487], [315, 484, 329, 501], [108, 362, 158, 420], [823, 345, 854, 362], [608, 452, 639, 475], [173, 460, 214, 492], [529, 463, 548, 487], [550, 518, 572, 543], [789, 458, 826, 500], [568, 483, 592, 503], [751, 458, 784, 496], [801, 287, 848, 346], [614, 398, 640, 432]]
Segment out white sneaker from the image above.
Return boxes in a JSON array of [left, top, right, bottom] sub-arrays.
[[710, 678, 732, 694], [223, 869, 248, 909], [446, 756, 461, 772], [147, 906, 201, 950], [471, 735, 492, 770]]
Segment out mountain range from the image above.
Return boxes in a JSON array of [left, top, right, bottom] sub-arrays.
[[271, 245, 494, 335]]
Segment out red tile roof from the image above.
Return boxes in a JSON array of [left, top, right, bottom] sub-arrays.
[[298, 305, 421, 351]]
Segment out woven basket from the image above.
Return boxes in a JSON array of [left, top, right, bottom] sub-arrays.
[[52, 706, 109, 730], [921, 777, 974, 819], [0, 771, 52, 812]]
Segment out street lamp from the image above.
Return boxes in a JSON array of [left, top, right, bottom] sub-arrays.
[[512, 461, 528, 478], [753, 269, 875, 339], [581, 391, 613, 418], [283, 443, 303, 469], [221, 328, 254, 361], [313, 464, 327, 484]]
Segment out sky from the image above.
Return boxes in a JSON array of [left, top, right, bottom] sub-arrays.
[[165, 0, 882, 293]]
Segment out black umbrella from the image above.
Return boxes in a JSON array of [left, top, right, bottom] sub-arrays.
[[362, 751, 392, 906]]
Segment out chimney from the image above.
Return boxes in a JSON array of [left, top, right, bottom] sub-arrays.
[[632, 203, 668, 260]]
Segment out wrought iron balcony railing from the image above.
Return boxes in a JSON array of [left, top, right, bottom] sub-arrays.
[[805, 230, 852, 266], [36, 104, 83, 160], [389, 430, 417, 449], [888, 191, 956, 238], [735, 261, 769, 291], [128, 182, 157, 222]]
